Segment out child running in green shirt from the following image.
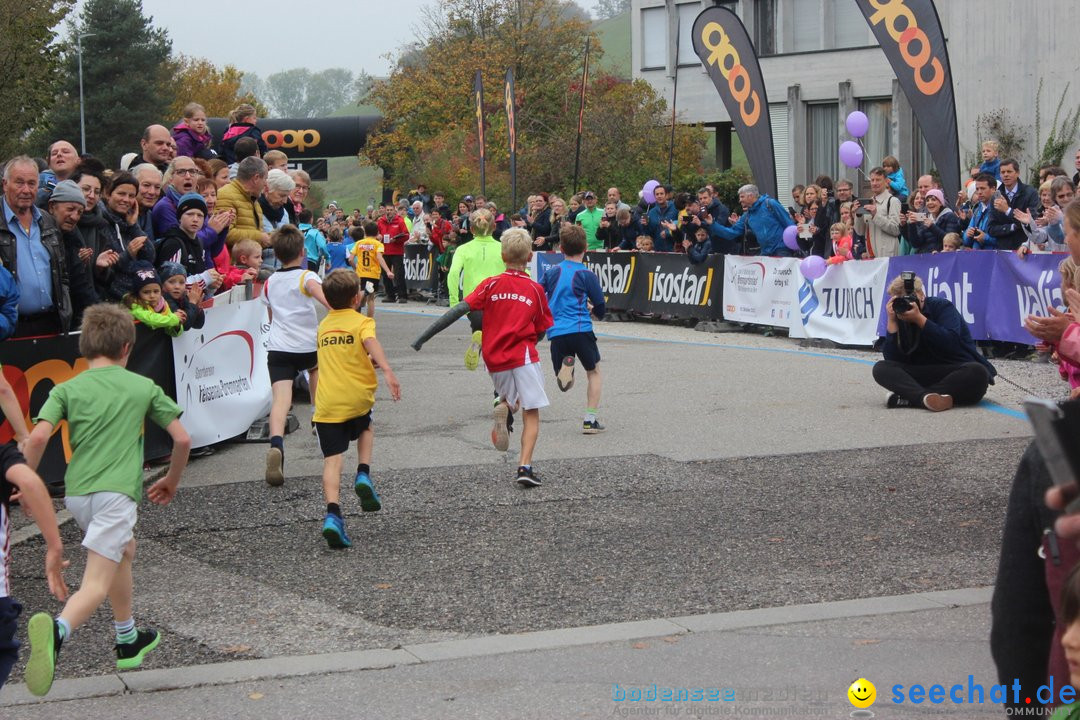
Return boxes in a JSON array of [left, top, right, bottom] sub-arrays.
[[21, 303, 191, 696]]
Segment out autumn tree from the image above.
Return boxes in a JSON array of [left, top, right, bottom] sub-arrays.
[[0, 0, 74, 159], [367, 0, 703, 203], [262, 68, 364, 118], [45, 0, 172, 166], [593, 0, 630, 20], [165, 55, 268, 122]]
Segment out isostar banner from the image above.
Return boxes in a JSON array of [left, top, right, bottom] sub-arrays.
[[403, 244, 434, 291], [505, 67, 518, 212], [638, 254, 723, 319], [692, 7, 776, 199], [173, 300, 272, 448], [788, 258, 890, 346], [723, 255, 799, 328], [474, 69, 486, 196], [855, 0, 961, 201], [534, 252, 637, 311]]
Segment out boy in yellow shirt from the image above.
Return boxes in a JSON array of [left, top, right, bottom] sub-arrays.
[[348, 222, 394, 318], [314, 270, 401, 548]]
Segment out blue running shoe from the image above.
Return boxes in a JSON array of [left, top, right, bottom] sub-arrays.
[[354, 472, 382, 512], [322, 513, 352, 548]]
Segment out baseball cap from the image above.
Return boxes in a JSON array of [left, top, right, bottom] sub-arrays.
[[583, 191, 596, 199]]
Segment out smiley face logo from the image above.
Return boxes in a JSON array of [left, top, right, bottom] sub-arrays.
[[848, 678, 876, 708]]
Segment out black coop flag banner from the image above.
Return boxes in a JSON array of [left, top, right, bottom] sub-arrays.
[[505, 67, 518, 212], [855, 0, 960, 199], [474, 69, 486, 196], [692, 6, 776, 199]]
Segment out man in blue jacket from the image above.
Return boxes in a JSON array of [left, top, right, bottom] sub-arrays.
[[710, 185, 794, 256], [872, 273, 996, 411], [638, 185, 678, 252]]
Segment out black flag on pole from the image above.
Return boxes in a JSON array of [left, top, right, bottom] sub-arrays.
[[692, 7, 777, 199], [474, 69, 486, 196], [505, 67, 517, 213], [854, 0, 960, 199]]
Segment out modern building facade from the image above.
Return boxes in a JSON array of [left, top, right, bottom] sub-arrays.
[[632, 0, 1080, 195]]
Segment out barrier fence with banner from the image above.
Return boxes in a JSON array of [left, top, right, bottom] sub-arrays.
[[403, 244, 434, 292], [720, 251, 1065, 346]]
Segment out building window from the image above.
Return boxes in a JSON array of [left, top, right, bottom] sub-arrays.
[[807, 103, 838, 181], [676, 3, 700, 65], [789, 0, 822, 53], [859, 99, 893, 170], [827, 0, 870, 48], [755, 0, 777, 55], [641, 6, 667, 70], [912, 122, 933, 184]]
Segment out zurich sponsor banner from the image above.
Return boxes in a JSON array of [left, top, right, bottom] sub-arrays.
[[789, 258, 889, 345], [986, 251, 1065, 343], [403, 244, 433, 290], [173, 300, 272, 448], [722, 255, 799, 328]]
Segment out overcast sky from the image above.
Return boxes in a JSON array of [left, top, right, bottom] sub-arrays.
[[117, 0, 602, 80]]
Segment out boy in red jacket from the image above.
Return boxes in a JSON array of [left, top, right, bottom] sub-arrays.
[[463, 228, 554, 487]]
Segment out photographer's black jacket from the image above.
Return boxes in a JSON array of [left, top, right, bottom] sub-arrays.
[[882, 296, 996, 382]]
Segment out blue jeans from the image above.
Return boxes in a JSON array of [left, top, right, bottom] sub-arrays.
[[0, 596, 23, 690]]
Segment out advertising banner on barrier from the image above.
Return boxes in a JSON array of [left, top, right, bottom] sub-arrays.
[[403, 244, 433, 291], [584, 252, 637, 310], [636, 253, 723, 319], [788, 258, 889, 345], [173, 300, 272, 448], [722, 255, 799, 328], [880, 251, 1005, 341], [986, 252, 1065, 342]]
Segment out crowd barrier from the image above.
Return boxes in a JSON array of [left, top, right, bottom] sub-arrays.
[[0, 285, 270, 475]]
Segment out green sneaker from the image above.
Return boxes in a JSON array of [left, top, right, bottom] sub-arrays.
[[25, 612, 60, 696], [464, 330, 482, 371], [115, 628, 161, 670]]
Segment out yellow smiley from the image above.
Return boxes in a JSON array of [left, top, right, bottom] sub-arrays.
[[848, 678, 876, 709]]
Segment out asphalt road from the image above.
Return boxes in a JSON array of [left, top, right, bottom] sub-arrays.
[[5, 306, 1042, 686]]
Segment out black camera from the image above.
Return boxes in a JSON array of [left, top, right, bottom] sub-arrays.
[[892, 271, 918, 316]]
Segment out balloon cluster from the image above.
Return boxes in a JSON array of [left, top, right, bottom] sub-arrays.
[[839, 111, 868, 169]]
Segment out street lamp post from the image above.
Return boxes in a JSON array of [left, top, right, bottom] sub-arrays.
[[77, 32, 96, 155]]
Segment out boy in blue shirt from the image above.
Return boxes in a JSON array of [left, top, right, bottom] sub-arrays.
[[325, 227, 349, 271], [539, 225, 606, 433]]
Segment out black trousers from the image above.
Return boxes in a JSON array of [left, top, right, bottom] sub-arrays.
[[871, 360, 990, 406], [382, 255, 407, 300]]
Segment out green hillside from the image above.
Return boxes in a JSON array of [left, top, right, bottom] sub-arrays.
[[594, 11, 630, 78]]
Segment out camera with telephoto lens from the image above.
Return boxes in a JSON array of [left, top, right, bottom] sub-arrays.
[[892, 271, 918, 316]]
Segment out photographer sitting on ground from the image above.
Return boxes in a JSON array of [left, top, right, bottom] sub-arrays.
[[872, 272, 996, 411]]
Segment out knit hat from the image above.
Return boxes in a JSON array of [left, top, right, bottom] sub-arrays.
[[49, 180, 85, 205], [925, 189, 946, 206], [176, 192, 207, 218], [158, 261, 186, 282], [130, 261, 160, 293]]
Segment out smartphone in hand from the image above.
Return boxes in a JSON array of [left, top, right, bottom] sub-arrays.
[[1025, 398, 1080, 513]]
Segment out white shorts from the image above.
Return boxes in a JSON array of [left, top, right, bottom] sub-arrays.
[[65, 492, 137, 563], [490, 362, 549, 411]]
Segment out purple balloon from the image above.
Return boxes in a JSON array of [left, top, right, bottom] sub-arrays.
[[846, 110, 870, 139], [642, 179, 660, 204], [839, 141, 863, 169], [800, 255, 827, 280], [783, 225, 799, 250]]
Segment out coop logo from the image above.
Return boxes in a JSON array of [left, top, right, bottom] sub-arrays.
[[404, 253, 431, 282], [648, 266, 713, 306], [1016, 269, 1062, 325], [729, 261, 766, 294], [864, 0, 946, 95], [698, 20, 761, 126], [585, 255, 634, 295], [263, 129, 322, 153]]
